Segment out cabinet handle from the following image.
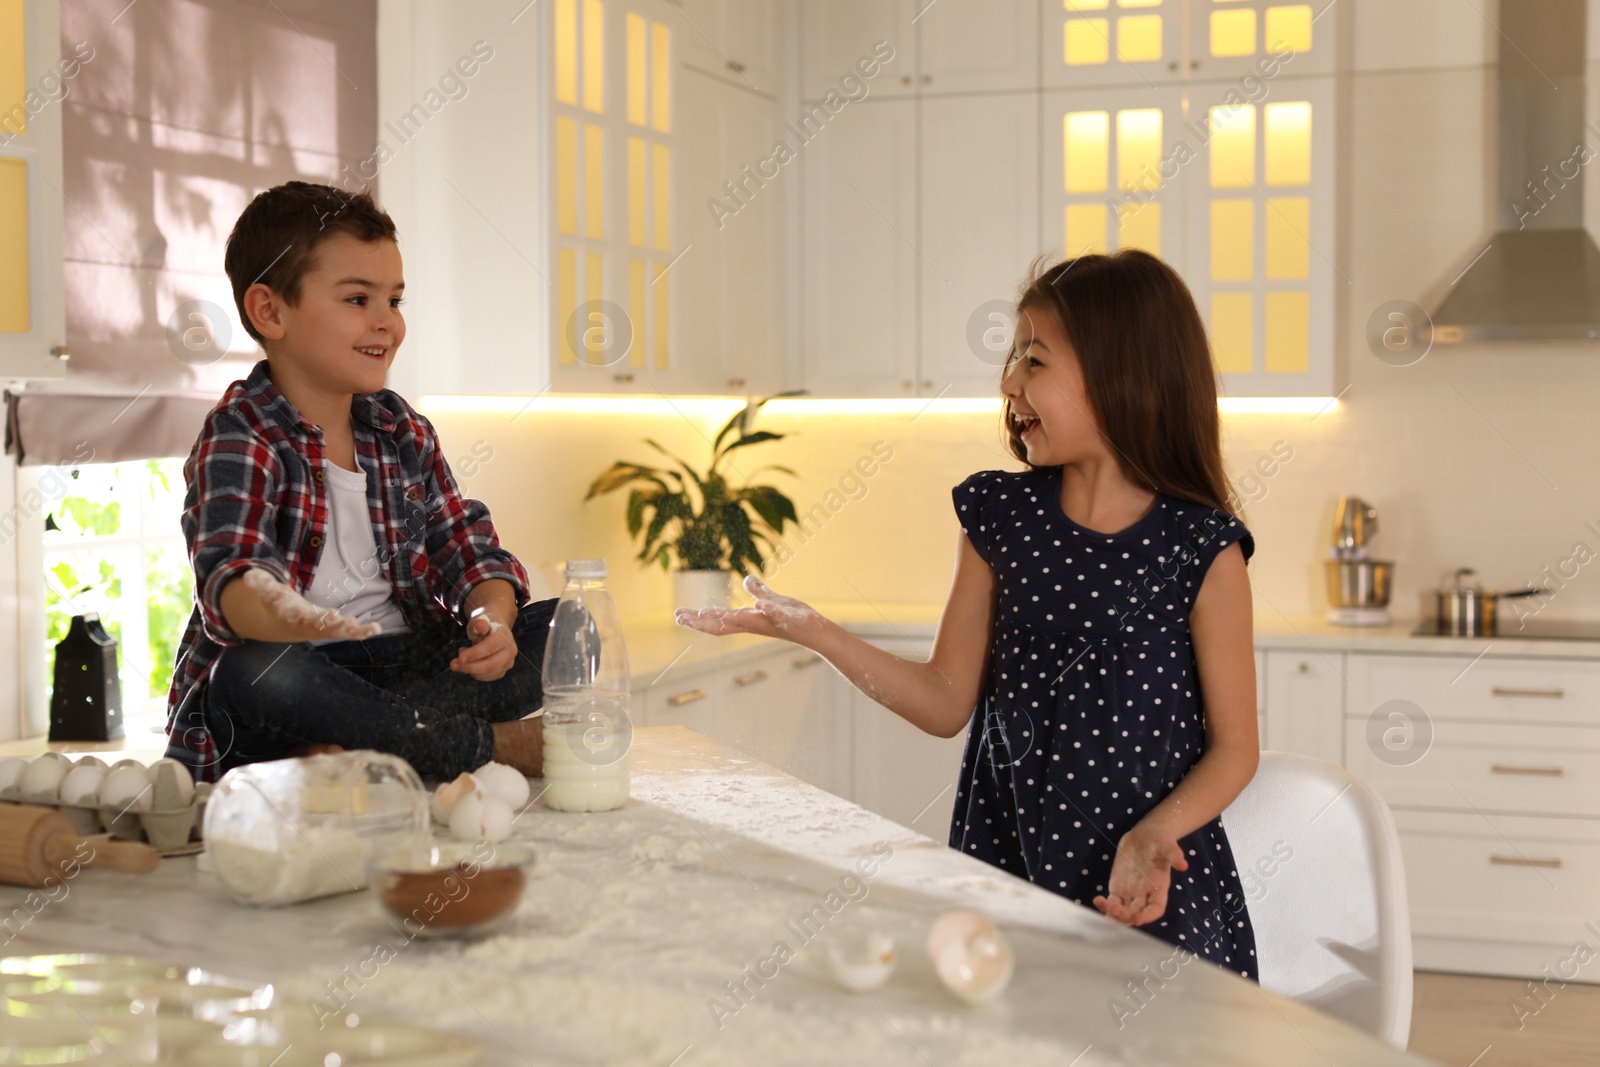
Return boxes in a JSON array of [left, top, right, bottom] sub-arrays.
[[733, 670, 768, 687], [921, 74, 931, 84], [1296, 662, 1310, 673], [902, 379, 913, 389], [613, 372, 635, 383], [792, 653, 823, 669], [1167, 61, 1179, 72], [726, 59, 746, 74], [1490, 764, 1564, 777], [727, 378, 746, 389], [1490, 686, 1565, 699], [1490, 854, 1563, 869], [50, 345, 71, 361], [667, 689, 706, 706], [900, 74, 912, 86]]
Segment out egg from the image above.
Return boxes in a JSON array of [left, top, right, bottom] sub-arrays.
[[148, 758, 195, 810], [0, 757, 26, 792], [98, 763, 153, 813], [926, 911, 1014, 1005], [447, 791, 513, 842], [472, 762, 531, 809], [823, 926, 897, 991], [18, 753, 72, 799], [58, 763, 107, 806]]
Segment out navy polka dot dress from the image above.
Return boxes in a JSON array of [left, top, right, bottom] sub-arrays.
[[950, 467, 1259, 980]]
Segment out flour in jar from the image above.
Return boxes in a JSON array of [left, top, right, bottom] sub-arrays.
[[207, 823, 372, 907]]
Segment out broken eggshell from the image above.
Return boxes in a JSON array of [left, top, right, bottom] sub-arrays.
[[430, 772, 480, 825], [472, 762, 531, 809], [926, 910, 1015, 1005], [822, 926, 897, 991]]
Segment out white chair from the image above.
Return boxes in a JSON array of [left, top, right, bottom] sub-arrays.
[[1220, 751, 1413, 1049]]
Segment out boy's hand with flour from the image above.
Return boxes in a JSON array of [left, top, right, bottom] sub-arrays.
[[677, 251, 1264, 980]]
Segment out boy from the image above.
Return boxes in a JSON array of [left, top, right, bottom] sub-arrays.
[[165, 181, 550, 783]]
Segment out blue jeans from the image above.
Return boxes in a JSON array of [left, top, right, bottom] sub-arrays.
[[204, 599, 555, 779]]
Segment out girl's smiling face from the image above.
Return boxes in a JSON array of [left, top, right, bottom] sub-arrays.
[[1001, 302, 1105, 467]]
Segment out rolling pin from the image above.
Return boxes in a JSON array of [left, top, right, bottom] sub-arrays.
[[0, 803, 161, 887]]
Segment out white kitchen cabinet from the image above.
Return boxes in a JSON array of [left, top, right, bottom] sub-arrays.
[[675, 69, 784, 395], [1259, 642, 1600, 982], [1261, 648, 1344, 763], [799, 0, 917, 100], [798, 98, 920, 396], [644, 643, 849, 797], [669, 0, 783, 94], [1044, 0, 1185, 90], [845, 636, 968, 836], [0, 0, 68, 380], [915, 0, 1041, 94], [917, 92, 1040, 398]]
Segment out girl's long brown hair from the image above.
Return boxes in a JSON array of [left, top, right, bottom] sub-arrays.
[[1002, 250, 1239, 518]]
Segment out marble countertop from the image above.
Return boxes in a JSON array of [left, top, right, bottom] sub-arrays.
[[0, 727, 1438, 1066]]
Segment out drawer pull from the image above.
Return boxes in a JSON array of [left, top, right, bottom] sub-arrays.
[[1490, 854, 1563, 869], [1490, 764, 1564, 777], [1491, 686, 1565, 699], [733, 670, 768, 687], [667, 689, 707, 706], [792, 654, 823, 669]]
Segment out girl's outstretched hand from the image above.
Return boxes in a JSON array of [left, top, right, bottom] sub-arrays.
[[674, 574, 825, 645], [1093, 822, 1189, 927]]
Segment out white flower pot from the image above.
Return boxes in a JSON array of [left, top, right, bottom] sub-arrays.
[[674, 569, 732, 611]]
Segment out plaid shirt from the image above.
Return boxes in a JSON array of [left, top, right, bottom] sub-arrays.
[[164, 360, 530, 781]]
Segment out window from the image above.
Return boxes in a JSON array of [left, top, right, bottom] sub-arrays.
[[43, 459, 191, 728]]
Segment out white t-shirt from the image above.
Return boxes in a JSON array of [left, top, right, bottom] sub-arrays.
[[303, 459, 411, 644]]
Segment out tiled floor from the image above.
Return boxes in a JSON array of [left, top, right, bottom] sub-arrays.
[[1409, 971, 1600, 1066]]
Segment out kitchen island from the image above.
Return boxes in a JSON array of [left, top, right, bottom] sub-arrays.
[[0, 727, 1437, 1066]]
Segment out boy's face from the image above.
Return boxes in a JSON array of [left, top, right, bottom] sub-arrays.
[[265, 233, 406, 398]]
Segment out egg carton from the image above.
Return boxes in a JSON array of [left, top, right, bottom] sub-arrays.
[[0, 753, 212, 852]]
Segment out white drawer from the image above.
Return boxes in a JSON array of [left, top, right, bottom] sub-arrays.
[[1394, 809, 1600, 945], [1346, 720, 1600, 818], [1348, 653, 1600, 726]]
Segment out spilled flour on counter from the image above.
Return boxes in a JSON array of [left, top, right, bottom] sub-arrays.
[[274, 785, 1124, 1067]]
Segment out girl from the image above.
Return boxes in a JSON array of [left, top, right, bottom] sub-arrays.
[[676, 251, 1260, 979]]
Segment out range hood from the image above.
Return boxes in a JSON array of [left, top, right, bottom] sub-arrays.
[[1429, 0, 1600, 343]]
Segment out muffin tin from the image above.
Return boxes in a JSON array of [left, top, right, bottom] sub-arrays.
[[0, 754, 211, 853], [0, 953, 481, 1065]]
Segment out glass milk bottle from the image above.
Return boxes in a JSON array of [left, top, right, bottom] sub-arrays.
[[539, 559, 632, 811]]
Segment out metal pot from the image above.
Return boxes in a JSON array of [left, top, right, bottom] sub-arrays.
[[1430, 568, 1540, 636], [1325, 559, 1393, 609]]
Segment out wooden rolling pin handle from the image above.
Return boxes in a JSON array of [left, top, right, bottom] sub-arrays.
[[44, 833, 161, 875]]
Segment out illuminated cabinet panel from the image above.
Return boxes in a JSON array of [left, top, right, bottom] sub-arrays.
[[1041, 86, 1186, 269], [1186, 0, 1332, 81], [1044, 0, 1185, 89], [0, 0, 66, 379], [550, 0, 699, 393], [1183, 76, 1336, 396], [800, 99, 919, 396]]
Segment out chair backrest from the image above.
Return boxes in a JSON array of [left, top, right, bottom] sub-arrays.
[[1221, 751, 1413, 1049]]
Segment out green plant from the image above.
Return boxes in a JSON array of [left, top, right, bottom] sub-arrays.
[[585, 396, 801, 575]]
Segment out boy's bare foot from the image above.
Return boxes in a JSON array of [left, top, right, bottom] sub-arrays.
[[490, 718, 544, 777]]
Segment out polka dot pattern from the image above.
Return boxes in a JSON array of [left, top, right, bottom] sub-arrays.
[[949, 467, 1259, 981]]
